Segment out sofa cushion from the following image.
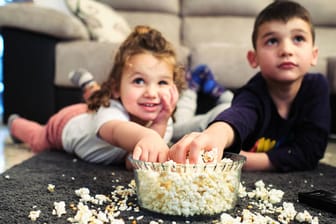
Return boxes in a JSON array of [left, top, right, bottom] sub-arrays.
[[191, 44, 257, 89], [120, 12, 181, 47], [99, 0, 179, 15], [181, 0, 273, 16], [119, 11, 189, 66], [307, 28, 336, 80], [33, 0, 73, 15], [55, 41, 120, 87], [55, 40, 189, 88], [183, 17, 255, 48], [65, 0, 131, 43], [281, 0, 336, 26], [0, 3, 89, 40]]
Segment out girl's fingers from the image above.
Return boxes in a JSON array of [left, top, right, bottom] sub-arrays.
[[133, 146, 142, 160], [170, 84, 179, 106]]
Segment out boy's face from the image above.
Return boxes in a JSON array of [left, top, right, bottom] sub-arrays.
[[114, 53, 175, 125], [247, 18, 318, 84]]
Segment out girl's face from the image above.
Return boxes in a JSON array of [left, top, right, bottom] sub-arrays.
[[114, 53, 175, 125], [247, 18, 318, 85]]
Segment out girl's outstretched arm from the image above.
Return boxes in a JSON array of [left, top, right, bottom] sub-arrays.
[[98, 120, 169, 162]]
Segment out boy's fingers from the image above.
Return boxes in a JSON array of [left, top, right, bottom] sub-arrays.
[[158, 151, 169, 162]]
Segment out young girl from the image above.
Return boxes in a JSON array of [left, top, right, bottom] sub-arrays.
[[8, 25, 186, 166]]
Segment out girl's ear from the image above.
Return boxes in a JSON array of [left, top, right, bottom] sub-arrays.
[[247, 50, 259, 68], [310, 46, 319, 67], [111, 83, 120, 99]]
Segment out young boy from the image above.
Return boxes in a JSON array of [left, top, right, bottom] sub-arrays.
[[169, 0, 331, 172]]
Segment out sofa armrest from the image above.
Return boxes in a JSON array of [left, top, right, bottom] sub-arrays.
[[327, 57, 336, 94], [0, 3, 89, 40]]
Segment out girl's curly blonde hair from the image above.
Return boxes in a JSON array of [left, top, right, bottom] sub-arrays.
[[87, 25, 186, 111]]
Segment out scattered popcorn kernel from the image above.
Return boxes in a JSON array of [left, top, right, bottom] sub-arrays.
[[28, 210, 41, 221], [47, 184, 55, 193]]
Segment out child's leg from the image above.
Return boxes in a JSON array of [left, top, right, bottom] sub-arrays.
[[173, 89, 197, 123], [10, 104, 88, 153], [82, 82, 101, 101], [191, 64, 227, 99], [10, 117, 54, 152], [69, 68, 101, 101], [172, 102, 230, 142], [217, 89, 234, 105]]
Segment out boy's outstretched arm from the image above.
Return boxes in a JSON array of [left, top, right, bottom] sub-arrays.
[[239, 151, 274, 171], [98, 120, 169, 162], [169, 122, 235, 163]]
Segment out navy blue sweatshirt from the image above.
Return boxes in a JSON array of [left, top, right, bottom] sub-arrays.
[[214, 73, 330, 172]]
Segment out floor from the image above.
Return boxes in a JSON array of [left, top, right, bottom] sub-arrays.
[[0, 122, 336, 174], [0, 124, 34, 173]]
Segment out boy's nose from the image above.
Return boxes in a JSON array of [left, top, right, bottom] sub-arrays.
[[279, 40, 293, 57]]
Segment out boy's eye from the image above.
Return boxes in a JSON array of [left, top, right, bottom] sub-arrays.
[[293, 35, 305, 43], [266, 37, 278, 46], [133, 77, 144, 85]]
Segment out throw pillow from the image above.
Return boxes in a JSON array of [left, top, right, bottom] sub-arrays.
[[33, 0, 73, 16], [65, 0, 131, 43]]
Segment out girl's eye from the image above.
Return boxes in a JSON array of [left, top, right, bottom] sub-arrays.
[[266, 37, 278, 46], [158, 80, 169, 85], [133, 77, 144, 85]]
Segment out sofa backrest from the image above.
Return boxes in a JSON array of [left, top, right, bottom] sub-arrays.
[[291, 0, 336, 92], [180, 0, 272, 89], [98, 0, 191, 67], [99, 0, 180, 47]]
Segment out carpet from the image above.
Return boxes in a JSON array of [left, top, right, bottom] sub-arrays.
[[0, 150, 335, 223]]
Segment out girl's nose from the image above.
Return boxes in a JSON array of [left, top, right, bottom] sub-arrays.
[[144, 84, 158, 98]]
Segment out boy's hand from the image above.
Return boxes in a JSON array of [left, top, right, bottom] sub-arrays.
[[169, 132, 218, 163], [169, 122, 234, 164]]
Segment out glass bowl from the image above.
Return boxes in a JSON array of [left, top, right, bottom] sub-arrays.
[[128, 152, 246, 217]]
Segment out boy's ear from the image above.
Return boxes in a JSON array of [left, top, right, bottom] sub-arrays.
[[247, 50, 259, 68], [310, 46, 319, 66]]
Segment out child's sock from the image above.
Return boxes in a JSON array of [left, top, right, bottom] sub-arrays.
[[187, 64, 209, 91], [8, 114, 22, 144], [68, 68, 95, 89], [201, 66, 226, 99]]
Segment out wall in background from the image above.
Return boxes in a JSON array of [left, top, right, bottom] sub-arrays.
[[0, 35, 3, 115]]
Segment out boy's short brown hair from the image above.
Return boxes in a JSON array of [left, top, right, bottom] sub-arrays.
[[252, 0, 315, 49]]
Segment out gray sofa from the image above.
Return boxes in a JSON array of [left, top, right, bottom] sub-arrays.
[[1, 0, 336, 132]]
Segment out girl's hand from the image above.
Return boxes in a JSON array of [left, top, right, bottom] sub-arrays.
[[132, 131, 169, 163], [150, 85, 179, 135]]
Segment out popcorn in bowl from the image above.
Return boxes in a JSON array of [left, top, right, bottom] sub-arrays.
[[128, 152, 246, 217]]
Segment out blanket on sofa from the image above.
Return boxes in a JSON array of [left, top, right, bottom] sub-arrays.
[[0, 150, 335, 223]]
